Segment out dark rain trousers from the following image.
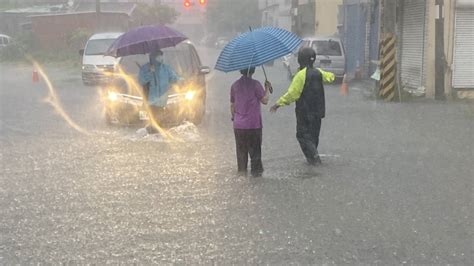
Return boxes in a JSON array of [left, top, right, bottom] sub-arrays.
[[294, 67, 325, 163], [296, 112, 322, 163], [234, 128, 263, 175]]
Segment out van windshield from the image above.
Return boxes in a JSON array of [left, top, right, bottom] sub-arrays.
[[119, 43, 197, 78], [312, 40, 342, 56], [84, 39, 116, 55]]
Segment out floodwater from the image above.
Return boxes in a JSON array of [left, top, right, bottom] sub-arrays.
[[0, 47, 473, 264]]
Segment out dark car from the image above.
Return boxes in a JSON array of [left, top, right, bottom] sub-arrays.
[[103, 41, 210, 126]]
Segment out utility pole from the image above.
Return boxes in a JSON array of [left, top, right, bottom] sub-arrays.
[[380, 0, 396, 34], [378, 0, 399, 102], [96, 0, 101, 31], [435, 0, 446, 100], [291, 0, 299, 36]]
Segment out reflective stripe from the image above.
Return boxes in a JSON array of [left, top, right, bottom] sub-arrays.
[[277, 68, 307, 106], [317, 68, 336, 83], [277, 67, 335, 106]]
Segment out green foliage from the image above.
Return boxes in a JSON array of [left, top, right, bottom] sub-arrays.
[[0, 31, 34, 61], [0, 29, 86, 66], [67, 28, 92, 52], [0, 43, 25, 61], [0, 3, 178, 65], [206, 0, 261, 36], [133, 3, 179, 26], [15, 31, 35, 51], [32, 49, 82, 68], [0, 2, 16, 11]]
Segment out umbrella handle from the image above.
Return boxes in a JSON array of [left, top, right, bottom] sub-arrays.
[[249, 26, 272, 94], [261, 64, 268, 80], [261, 66, 274, 94]]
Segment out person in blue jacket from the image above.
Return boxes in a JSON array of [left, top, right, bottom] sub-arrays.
[[139, 49, 181, 132]]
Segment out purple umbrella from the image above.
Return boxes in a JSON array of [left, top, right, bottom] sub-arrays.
[[106, 25, 188, 57]]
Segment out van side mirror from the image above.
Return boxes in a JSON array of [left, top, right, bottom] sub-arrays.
[[199, 66, 211, 75], [79, 49, 84, 56]]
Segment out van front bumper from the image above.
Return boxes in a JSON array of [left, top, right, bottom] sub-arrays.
[[82, 71, 114, 85], [105, 91, 201, 125]]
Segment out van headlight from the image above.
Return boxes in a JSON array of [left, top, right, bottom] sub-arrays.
[[108, 91, 118, 102], [185, 91, 195, 100]]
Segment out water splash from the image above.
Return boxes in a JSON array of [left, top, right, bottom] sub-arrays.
[[32, 60, 90, 135], [129, 122, 201, 143]]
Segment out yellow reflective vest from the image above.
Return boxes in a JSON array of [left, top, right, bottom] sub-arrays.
[[277, 67, 335, 106]]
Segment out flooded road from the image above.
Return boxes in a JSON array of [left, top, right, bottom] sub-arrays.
[[0, 48, 473, 264]]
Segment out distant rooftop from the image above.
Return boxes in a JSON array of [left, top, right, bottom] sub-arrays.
[[3, 4, 66, 14], [74, 2, 136, 16], [3, 2, 136, 16]]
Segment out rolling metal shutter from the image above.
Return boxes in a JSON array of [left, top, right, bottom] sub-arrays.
[[452, 8, 474, 89], [400, 0, 427, 90]]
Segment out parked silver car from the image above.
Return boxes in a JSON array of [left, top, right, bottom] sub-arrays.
[[215, 37, 229, 49], [0, 34, 12, 49], [283, 36, 346, 81]]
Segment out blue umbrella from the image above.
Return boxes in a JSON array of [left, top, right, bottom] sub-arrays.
[[215, 27, 302, 75]]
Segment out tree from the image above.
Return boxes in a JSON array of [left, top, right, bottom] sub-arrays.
[[206, 0, 261, 36], [132, 3, 179, 26]]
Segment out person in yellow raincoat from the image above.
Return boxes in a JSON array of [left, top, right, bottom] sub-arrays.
[[270, 47, 335, 165]]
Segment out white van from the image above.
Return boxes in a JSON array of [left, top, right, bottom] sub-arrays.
[[283, 36, 346, 81], [80, 32, 123, 86]]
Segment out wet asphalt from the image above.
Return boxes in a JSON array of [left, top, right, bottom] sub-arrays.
[[0, 48, 473, 264]]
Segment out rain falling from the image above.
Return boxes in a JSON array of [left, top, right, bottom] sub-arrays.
[[0, 0, 473, 264]]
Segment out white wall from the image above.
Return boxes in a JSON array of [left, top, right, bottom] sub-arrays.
[[260, 0, 292, 31]]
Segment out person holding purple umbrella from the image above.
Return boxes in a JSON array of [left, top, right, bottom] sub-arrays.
[[139, 49, 181, 133]]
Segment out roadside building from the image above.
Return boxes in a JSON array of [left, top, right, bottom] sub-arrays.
[[0, 4, 66, 37], [396, 0, 473, 99], [314, 0, 342, 36], [450, 0, 474, 98], [338, 0, 473, 99], [258, 0, 317, 36], [258, 0, 341, 37], [30, 2, 136, 49], [339, 0, 380, 78], [258, 0, 293, 32]]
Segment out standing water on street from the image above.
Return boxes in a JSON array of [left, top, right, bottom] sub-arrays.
[[1, 0, 473, 264]]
